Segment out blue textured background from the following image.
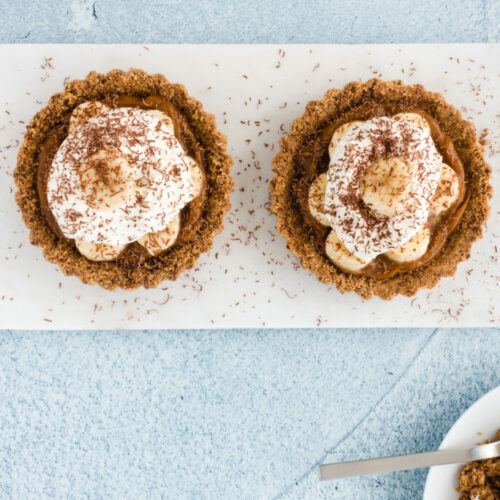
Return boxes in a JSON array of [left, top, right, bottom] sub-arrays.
[[1, 1, 499, 499]]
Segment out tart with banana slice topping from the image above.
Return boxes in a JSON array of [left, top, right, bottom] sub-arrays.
[[271, 79, 491, 299], [15, 69, 232, 289]]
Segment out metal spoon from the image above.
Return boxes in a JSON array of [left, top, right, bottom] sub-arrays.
[[319, 440, 500, 481]]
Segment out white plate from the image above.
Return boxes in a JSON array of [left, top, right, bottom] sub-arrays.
[[0, 44, 499, 329], [423, 386, 500, 500]]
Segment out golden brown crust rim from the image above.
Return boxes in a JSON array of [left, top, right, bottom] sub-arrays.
[[15, 69, 233, 290], [270, 79, 492, 300]]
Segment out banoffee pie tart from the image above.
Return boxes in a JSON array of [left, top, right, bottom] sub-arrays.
[[15, 69, 232, 289], [271, 79, 491, 299]]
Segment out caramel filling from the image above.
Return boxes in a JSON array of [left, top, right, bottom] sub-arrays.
[[297, 106, 467, 280], [37, 95, 207, 266]]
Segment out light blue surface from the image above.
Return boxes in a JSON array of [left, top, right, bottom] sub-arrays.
[[1, 1, 499, 499], [1, 0, 499, 43]]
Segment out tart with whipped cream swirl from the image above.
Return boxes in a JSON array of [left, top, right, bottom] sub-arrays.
[[271, 79, 491, 299], [15, 69, 232, 289]]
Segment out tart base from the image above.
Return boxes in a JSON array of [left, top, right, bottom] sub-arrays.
[[15, 69, 233, 290], [270, 79, 491, 300]]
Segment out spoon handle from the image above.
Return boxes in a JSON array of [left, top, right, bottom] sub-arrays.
[[319, 442, 500, 481]]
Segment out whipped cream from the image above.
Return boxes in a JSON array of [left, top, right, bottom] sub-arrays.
[[47, 107, 196, 247], [324, 116, 442, 261]]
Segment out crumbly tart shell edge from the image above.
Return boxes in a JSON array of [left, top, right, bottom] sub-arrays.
[[270, 79, 492, 300], [15, 69, 233, 290]]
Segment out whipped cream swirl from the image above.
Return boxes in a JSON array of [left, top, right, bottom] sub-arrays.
[[47, 107, 196, 247], [324, 116, 442, 261]]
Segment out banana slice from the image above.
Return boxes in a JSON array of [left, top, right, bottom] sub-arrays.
[[360, 157, 412, 217], [138, 214, 181, 256], [75, 239, 126, 261], [325, 230, 371, 273], [430, 163, 460, 216], [308, 173, 330, 226], [69, 101, 110, 133], [385, 227, 431, 263], [328, 121, 363, 157], [393, 112, 430, 132], [184, 156, 204, 198], [78, 150, 137, 211]]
